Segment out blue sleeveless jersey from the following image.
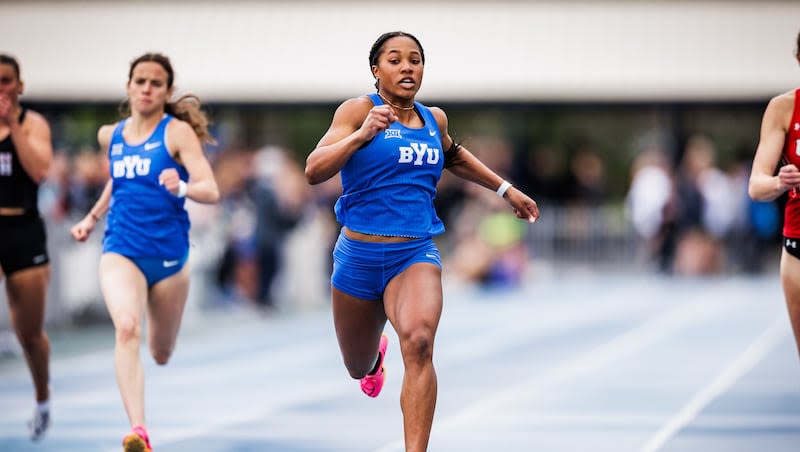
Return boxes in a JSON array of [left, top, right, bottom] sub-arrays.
[[103, 114, 190, 258], [334, 93, 445, 237]]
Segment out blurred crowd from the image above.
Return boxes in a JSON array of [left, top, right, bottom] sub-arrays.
[[627, 134, 780, 276], [35, 131, 782, 316]]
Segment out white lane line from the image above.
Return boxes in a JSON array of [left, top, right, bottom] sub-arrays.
[[638, 315, 788, 452], [138, 289, 644, 448], [0, 341, 337, 424], [447, 291, 740, 427], [0, 284, 639, 417], [373, 288, 745, 452], [126, 381, 349, 452]]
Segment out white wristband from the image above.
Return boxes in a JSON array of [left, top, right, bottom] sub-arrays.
[[496, 180, 512, 198], [177, 180, 187, 198]]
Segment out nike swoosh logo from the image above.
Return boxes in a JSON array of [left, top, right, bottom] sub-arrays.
[[163, 259, 179, 268], [429, 130, 437, 136], [144, 142, 161, 151]]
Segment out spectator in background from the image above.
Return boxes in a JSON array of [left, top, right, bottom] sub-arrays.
[[39, 148, 108, 224], [212, 146, 308, 310], [38, 149, 71, 222], [69, 52, 219, 452], [444, 184, 529, 288], [565, 144, 607, 206], [671, 135, 727, 276], [305, 31, 539, 451], [305, 164, 344, 298], [68, 148, 108, 217], [512, 144, 566, 207], [748, 29, 800, 363], [629, 136, 739, 276], [0, 53, 54, 442], [251, 146, 306, 308], [560, 143, 609, 261], [213, 148, 260, 305], [444, 137, 529, 287], [729, 145, 781, 273], [626, 145, 676, 272]]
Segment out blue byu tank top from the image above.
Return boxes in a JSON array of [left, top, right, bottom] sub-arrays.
[[334, 93, 445, 237], [103, 114, 190, 258]]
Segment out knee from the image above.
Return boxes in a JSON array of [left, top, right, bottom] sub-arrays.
[[115, 319, 141, 345], [16, 329, 46, 351], [343, 357, 373, 379], [400, 329, 434, 366], [150, 346, 173, 366]]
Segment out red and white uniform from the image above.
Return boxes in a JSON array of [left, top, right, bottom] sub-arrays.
[[784, 89, 800, 238]]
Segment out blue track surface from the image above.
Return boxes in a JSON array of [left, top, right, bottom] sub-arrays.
[[1, 274, 798, 451]]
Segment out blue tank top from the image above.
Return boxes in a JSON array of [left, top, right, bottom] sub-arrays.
[[103, 114, 190, 258], [334, 93, 445, 237]]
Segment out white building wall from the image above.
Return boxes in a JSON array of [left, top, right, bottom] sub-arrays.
[[2, 1, 800, 102]]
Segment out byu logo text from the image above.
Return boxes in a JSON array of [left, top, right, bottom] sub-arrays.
[[112, 155, 152, 179], [398, 143, 440, 166]]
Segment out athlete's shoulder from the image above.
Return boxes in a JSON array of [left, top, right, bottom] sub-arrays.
[[16, 109, 51, 142], [331, 95, 374, 125], [339, 95, 375, 112], [768, 89, 797, 109], [426, 105, 446, 120], [97, 122, 120, 146], [763, 89, 798, 125], [165, 115, 193, 134], [425, 105, 448, 134]]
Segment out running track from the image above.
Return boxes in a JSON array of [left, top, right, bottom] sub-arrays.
[[1, 274, 799, 451]]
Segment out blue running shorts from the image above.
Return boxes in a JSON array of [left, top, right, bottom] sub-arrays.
[[127, 252, 189, 287], [332, 229, 442, 301]]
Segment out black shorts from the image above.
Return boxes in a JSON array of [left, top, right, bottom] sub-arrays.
[[0, 215, 49, 276], [785, 236, 800, 260]]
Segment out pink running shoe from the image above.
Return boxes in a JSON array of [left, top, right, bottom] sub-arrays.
[[122, 425, 152, 452], [360, 334, 388, 398]]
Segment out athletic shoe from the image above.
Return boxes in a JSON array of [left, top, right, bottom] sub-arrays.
[[123, 425, 152, 452], [360, 334, 388, 398], [28, 408, 49, 441]]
